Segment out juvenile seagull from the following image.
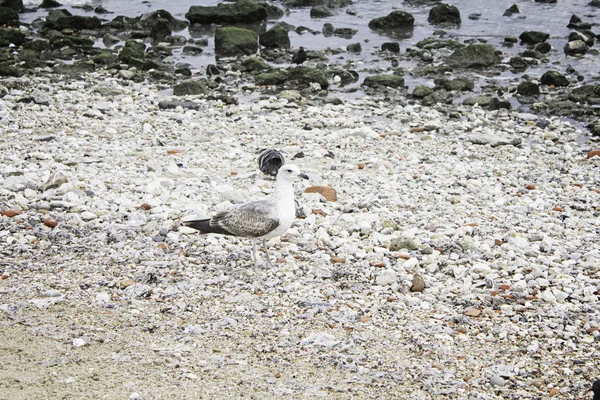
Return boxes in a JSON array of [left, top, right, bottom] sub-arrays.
[[182, 164, 308, 267], [292, 46, 307, 66]]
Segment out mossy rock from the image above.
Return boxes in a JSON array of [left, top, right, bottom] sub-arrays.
[[240, 57, 270, 72], [540, 70, 569, 87], [363, 74, 405, 88], [255, 70, 288, 85], [259, 27, 290, 49], [50, 35, 94, 49], [412, 85, 433, 98], [434, 77, 474, 91], [327, 69, 357, 85], [368, 10, 414, 30], [186, 0, 267, 24], [416, 37, 461, 50], [0, 7, 19, 27], [214, 27, 258, 57], [92, 51, 118, 65], [422, 89, 453, 106], [119, 40, 146, 63], [54, 60, 95, 75], [173, 79, 209, 96], [310, 5, 332, 18], [0, 0, 23, 12], [0, 28, 25, 47], [568, 85, 600, 104], [462, 94, 492, 106], [446, 44, 500, 69], [516, 81, 540, 96], [381, 42, 399, 53], [23, 39, 51, 51], [428, 3, 461, 25], [389, 237, 418, 251], [0, 61, 23, 76], [55, 15, 102, 30], [287, 66, 329, 89]]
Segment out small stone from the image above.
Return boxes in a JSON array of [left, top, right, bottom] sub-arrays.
[[358, 162, 365, 169], [587, 149, 600, 159], [138, 203, 152, 210], [410, 274, 425, 292], [304, 186, 337, 202], [490, 375, 505, 387], [552, 206, 563, 212], [80, 211, 98, 221], [45, 289, 62, 297], [549, 388, 559, 396], [2, 210, 20, 218], [43, 218, 58, 228], [525, 184, 536, 190], [274, 371, 281, 379], [330, 256, 346, 264], [1, 273, 8, 280], [465, 308, 481, 317], [72, 338, 86, 347], [120, 279, 136, 289], [499, 284, 510, 290], [157, 242, 168, 250], [390, 237, 418, 251], [375, 269, 397, 286]]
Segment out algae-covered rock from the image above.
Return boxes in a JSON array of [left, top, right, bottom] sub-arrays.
[[0, 7, 19, 26], [428, 3, 461, 25], [214, 27, 258, 57], [447, 44, 500, 68], [259, 27, 290, 49], [186, 0, 267, 24], [541, 70, 569, 87], [412, 85, 433, 98], [363, 74, 405, 88], [119, 40, 146, 63], [434, 77, 474, 91], [173, 79, 209, 96], [255, 70, 288, 85], [368, 11, 414, 30], [240, 57, 270, 72], [517, 81, 540, 96], [287, 66, 329, 88]]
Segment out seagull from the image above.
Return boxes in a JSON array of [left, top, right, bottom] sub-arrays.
[[292, 46, 307, 66], [258, 149, 285, 177], [182, 164, 309, 267]]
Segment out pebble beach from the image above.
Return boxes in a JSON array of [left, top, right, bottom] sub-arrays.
[[1, 0, 600, 398]]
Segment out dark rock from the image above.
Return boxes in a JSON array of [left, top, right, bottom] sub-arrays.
[[92, 51, 118, 65], [45, 8, 71, 22], [503, 4, 520, 16], [347, 42, 361, 53], [422, 89, 452, 106], [434, 77, 474, 91], [50, 35, 94, 50], [206, 64, 220, 76], [23, 39, 51, 51], [0, 7, 19, 27], [118, 40, 145, 63], [519, 31, 549, 45], [534, 42, 552, 54], [509, 56, 528, 71], [412, 85, 433, 98], [446, 44, 500, 69], [541, 70, 569, 86], [327, 69, 357, 85], [535, 0, 556, 2], [468, 13, 481, 21], [517, 81, 540, 96], [0, 61, 23, 77], [264, 3, 284, 18], [150, 18, 172, 41], [488, 97, 511, 110], [568, 85, 600, 103], [102, 33, 120, 47], [568, 31, 594, 46], [182, 45, 203, 55], [0, 28, 24, 47], [240, 57, 270, 72], [255, 70, 288, 85], [363, 74, 405, 88], [310, 5, 332, 18], [259, 27, 290, 49], [368, 10, 414, 30], [381, 42, 400, 53], [186, 0, 267, 25], [54, 15, 102, 30], [54, 60, 95, 75], [588, 120, 600, 136], [428, 3, 461, 26], [332, 27, 357, 39], [589, 0, 600, 7], [416, 37, 460, 50], [567, 14, 592, 30], [138, 10, 188, 32], [564, 40, 588, 55], [272, 21, 295, 32], [322, 23, 334, 36], [214, 27, 258, 57], [287, 66, 329, 88], [173, 79, 209, 96], [521, 49, 543, 59], [0, 0, 22, 11], [40, 0, 61, 8], [94, 6, 110, 14]]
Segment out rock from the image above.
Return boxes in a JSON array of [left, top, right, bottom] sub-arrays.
[[286, 67, 329, 89], [564, 40, 588, 56], [517, 81, 540, 96], [304, 186, 337, 201], [519, 31, 549, 45], [43, 218, 58, 228], [80, 211, 97, 221], [0, 7, 19, 27], [214, 27, 258, 57], [589, 0, 600, 7], [567, 14, 591, 30], [368, 10, 414, 30], [376, 269, 397, 286], [45, 289, 61, 297], [568, 31, 594, 46], [346, 42, 361, 53], [120, 278, 136, 289], [587, 149, 600, 158], [446, 44, 500, 68], [255, 70, 288, 86], [434, 77, 474, 91], [186, 0, 267, 25], [54, 15, 102, 30], [363, 75, 405, 89], [332, 27, 357, 39], [468, 134, 521, 147], [2, 209, 20, 217], [381, 42, 400, 53], [503, 4, 521, 16], [390, 238, 418, 251], [463, 94, 492, 106], [0, 0, 22, 11], [118, 40, 145, 64], [588, 121, 600, 137], [240, 57, 270, 72], [534, 42, 552, 54], [488, 97, 511, 110], [259, 27, 290, 49], [412, 85, 433, 98], [149, 18, 172, 41], [0, 28, 25, 47], [173, 79, 209, 96], [322, 23, 334, 36], [541, 70, 569, 87], [410, 274, 425, 292], [182, 45, 203, 55], [40, 0, 61, 8], [490, 375, 505, 387], [310, 5, 332, 18], [428, 3, 461, 25], [422, 89, 453, 106]]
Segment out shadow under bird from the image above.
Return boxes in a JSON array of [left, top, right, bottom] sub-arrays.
[[292, 46, 307, 66], [182, 164, 308, 267], [258, 149, 285, 177]]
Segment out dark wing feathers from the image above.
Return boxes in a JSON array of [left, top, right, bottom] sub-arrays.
[[183, 208, 279, 238]]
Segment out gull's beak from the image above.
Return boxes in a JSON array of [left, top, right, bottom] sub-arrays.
[[300, 173, 309, 180]]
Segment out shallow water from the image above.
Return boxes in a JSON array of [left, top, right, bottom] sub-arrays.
[[20, 0, 600, 92]]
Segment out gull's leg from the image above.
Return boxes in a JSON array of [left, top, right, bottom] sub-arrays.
[[252, 240, 259, 267], [262, 239, 274, 268]]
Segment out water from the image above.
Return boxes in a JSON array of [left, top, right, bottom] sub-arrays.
[[20, 0, 600, 91]]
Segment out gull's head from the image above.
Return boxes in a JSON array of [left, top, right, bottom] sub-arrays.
[[276, 164, 309, 182]]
